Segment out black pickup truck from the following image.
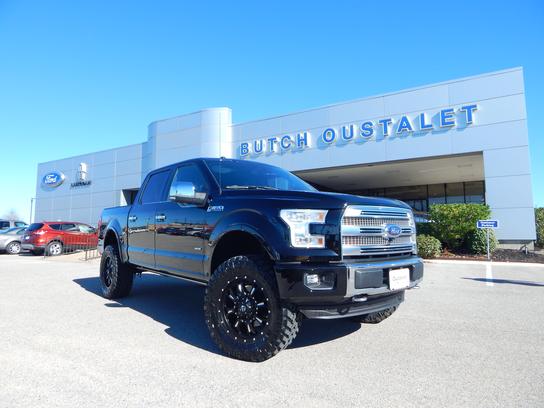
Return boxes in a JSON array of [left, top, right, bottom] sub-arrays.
[[98, 157, 423, 361]]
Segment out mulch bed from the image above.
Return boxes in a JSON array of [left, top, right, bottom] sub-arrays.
[[433, 248, 544, 264]]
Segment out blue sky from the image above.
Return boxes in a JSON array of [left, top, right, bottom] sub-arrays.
[[0, 0, 543, 221]]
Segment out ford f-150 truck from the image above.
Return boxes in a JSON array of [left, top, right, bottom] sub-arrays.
[[98, 157, 423, 361]]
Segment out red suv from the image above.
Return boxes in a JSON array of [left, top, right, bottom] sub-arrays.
[[21, 221, 98, 256]]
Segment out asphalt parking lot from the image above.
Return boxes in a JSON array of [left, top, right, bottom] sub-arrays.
[[1, 255, 543, 407]]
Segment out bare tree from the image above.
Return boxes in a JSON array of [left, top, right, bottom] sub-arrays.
[[2, 209, 21, 221]]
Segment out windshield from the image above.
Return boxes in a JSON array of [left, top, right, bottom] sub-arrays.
[[205, 159, 316, 192], [26, 223, 44, 232]]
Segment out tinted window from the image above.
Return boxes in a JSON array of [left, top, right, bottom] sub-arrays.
[[141, 170, 170, 204], [27, 223, 44, 232], [14, 222, 27, 227], [205, 159, 315, 192], [0, 221, 9, 229], [61, 223, 78, 231], [465, 181, 485, 204], [49, 224, 62, 230], [446, 183, 464, 204], [171, 163, 209, 193]]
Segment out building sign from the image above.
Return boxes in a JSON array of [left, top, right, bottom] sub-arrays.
[[41, 171, 65, 188], [70, 163, 91, 188], [239, 104, 478, 157]]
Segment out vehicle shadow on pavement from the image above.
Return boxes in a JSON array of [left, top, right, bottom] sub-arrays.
[[462, 277, 544, 287], [73, 273, 361, 355]]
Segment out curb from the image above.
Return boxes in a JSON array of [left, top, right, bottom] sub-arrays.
[[424, 259, 544, 268]]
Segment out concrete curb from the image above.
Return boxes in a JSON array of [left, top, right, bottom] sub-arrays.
[[424, 259, 544, 268]]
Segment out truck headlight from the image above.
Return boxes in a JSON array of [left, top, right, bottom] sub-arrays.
[[280, 209, 328, 248]]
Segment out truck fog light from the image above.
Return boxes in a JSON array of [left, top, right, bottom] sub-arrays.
[[304, 272, 335, 290]]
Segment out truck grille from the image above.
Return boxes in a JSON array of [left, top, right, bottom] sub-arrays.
[[341, 205, 416, 258]]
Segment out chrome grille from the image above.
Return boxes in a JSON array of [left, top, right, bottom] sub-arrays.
[[342, 235, 413, 246], [341, 205, 416, 257]]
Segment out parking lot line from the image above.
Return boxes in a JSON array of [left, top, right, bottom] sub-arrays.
[[485, 263, 494, 286]]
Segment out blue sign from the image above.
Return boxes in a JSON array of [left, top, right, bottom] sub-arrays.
[[42, 171, 65, 188], [477, 220, 499, 229], [239, 104, 478, 157]]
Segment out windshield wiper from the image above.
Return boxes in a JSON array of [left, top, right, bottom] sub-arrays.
[[224, 185, 279, 190]]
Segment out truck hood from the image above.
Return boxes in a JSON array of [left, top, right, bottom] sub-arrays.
[[219, 189, 411, 210]]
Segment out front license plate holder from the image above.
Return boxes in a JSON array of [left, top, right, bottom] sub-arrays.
[[389, 267, 410, 291]]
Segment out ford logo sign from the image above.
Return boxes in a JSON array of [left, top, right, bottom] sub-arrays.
[[42, 171, 65, 188], [383, 224, 402, 240]]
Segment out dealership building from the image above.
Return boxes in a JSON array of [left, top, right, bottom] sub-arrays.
[[34, 67, 536, 247]]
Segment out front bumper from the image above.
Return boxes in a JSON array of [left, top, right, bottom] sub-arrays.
[[274, 256, 423, 319]]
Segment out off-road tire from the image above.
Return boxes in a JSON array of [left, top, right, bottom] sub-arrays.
[[99, 245, 134, 299], [6, 241, 21, 255], [351, 306, 398, 324], [204, 255, 300, 362], [46, 241, 63, 256]]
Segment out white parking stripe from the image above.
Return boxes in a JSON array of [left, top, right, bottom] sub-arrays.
[[486, 263, 494, 286]]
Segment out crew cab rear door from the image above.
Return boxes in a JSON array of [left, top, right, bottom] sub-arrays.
[[127, 169, 171, 269], [153, 162, 210, 279]]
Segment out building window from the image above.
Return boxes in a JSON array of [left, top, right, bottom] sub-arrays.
[[446, 182, 464, 204], [465, 181, 485, 204], [428, 184, 446, 205]]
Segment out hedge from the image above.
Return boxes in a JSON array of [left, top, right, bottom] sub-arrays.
[[466, 229, 498, 255], [417, 234, 442, 258], [428, 204, 491, 250], [536, 207, 544, 248]]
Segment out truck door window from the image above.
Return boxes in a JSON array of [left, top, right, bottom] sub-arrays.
[[171, 163, 208, 193], [140, 170, 171, 204]]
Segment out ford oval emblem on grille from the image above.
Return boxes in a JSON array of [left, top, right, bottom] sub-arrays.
[[383, 224, 402, 240], [42, 171, 65, 188]]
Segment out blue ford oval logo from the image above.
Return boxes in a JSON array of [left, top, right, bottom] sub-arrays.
[[42, 171, 65, 188], [383, 224, 402, 239]]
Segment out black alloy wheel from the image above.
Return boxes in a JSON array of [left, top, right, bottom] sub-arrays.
[[220, 277, 270, 341]]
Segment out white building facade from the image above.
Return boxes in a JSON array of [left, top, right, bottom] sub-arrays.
[[35, 67, 536, 246]]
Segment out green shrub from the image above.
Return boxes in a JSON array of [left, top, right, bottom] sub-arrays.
[[416, 222, 433, 237], [465, 229, 498, 255], [536, 208, 544, 247], [428, 204, 491, 250], [417, 234, 442, 258]]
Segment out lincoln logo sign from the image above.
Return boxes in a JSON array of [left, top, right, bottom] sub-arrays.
[[239, 104, 478, 157], [42, 171, 65, 188]]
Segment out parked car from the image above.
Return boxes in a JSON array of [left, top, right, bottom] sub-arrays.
[[98, 157, 424, 362], [0, 227, 27, 254], [0, 219, 28, 231], [21, 221, 98, 256]]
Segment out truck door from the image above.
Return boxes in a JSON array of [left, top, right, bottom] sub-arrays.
[[154, 162, 210, 279], [127, 169, 171, 268]]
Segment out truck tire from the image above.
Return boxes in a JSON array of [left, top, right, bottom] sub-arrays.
[[204, 255, 300, 362], [99, 245, 134, 299], [351, 306, 398, 324]]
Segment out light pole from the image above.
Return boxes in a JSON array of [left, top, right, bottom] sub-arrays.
[[29, 197, 35, 224]]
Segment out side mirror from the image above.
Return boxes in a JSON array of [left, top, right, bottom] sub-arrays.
[[169, 181, 208, 206]]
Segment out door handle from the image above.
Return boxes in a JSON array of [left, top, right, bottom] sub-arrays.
[[155, 214, 166, 222], [128, 215, 137, 222]]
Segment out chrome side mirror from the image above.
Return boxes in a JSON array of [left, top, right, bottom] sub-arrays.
[[168, 181, 207, 206]]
